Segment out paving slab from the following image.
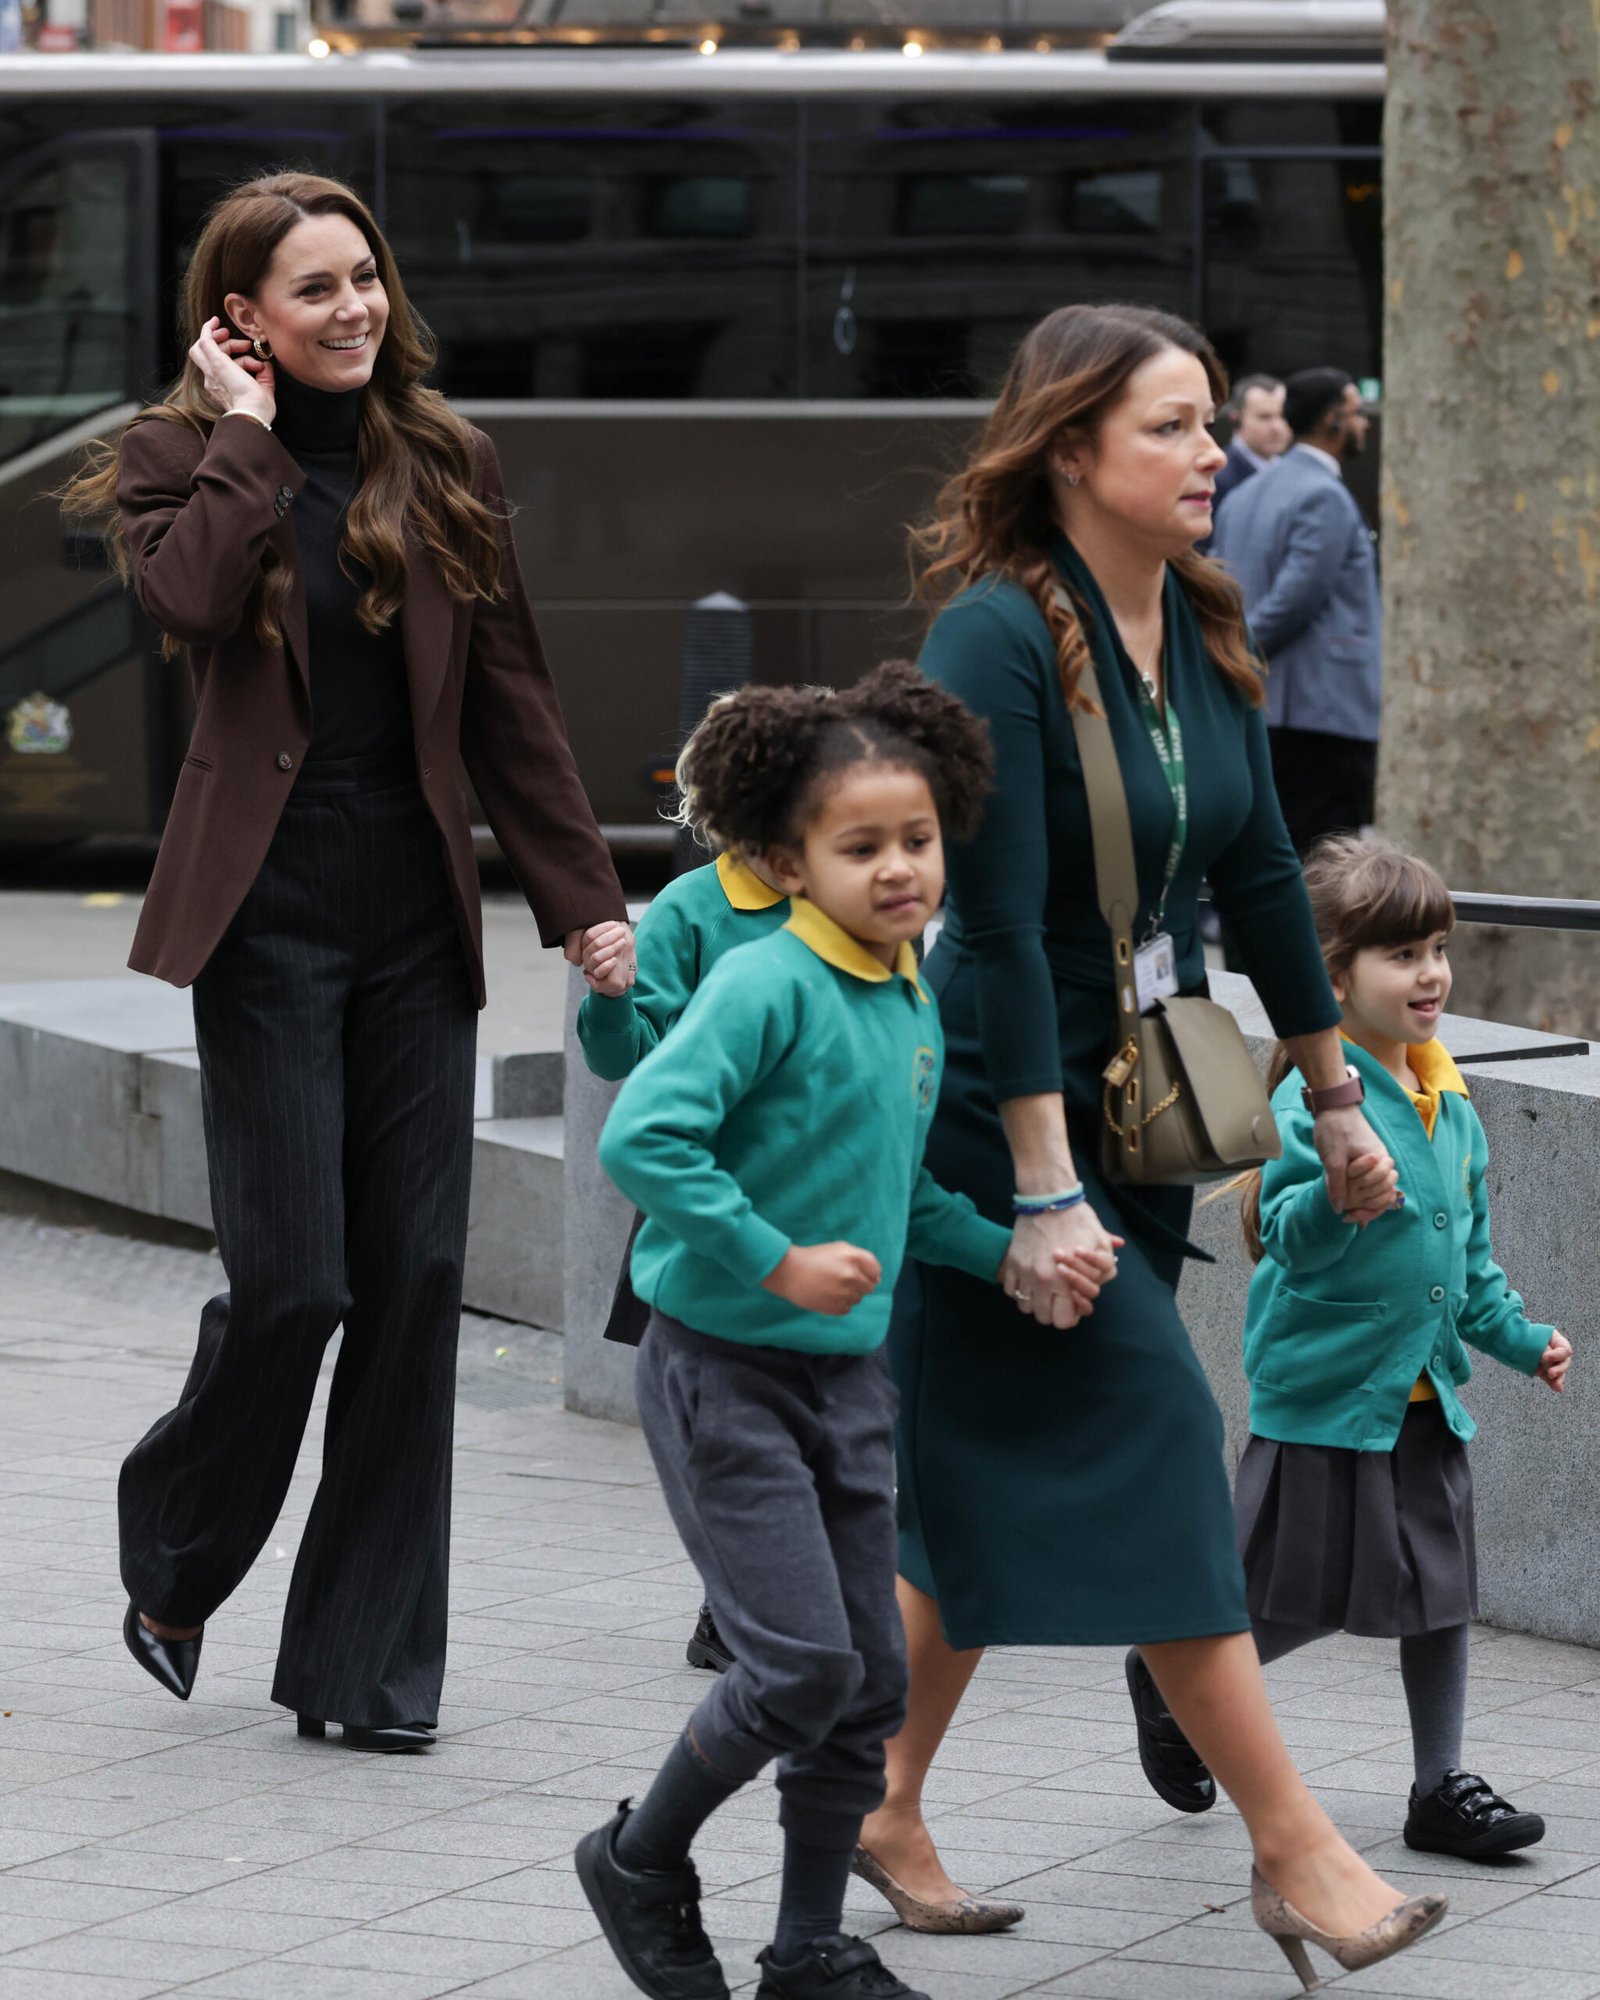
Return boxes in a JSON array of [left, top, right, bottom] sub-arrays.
[[5, 1210, 1600, 1998]]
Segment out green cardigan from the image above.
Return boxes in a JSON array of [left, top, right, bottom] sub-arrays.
[[598, 899, 1011, 1356], [1244, 1038, 1552, 1450], [576, 852, 790, 1081]]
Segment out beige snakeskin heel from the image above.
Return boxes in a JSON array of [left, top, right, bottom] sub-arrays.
[[850, 1846, 1024, 1935], [1251, 1866, 1447, 1991]]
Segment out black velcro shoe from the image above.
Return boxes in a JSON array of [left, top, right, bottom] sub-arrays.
[[755, 1933, 930, 2000], [1404, 1769, 1545, 1859], [575, 1800, 730, 2000], [686, 1603, 735, 1674], [1125, 1648, 1216, 1814]]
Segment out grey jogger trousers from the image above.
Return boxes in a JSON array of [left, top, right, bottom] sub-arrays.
[[636, 1311, 908, 1848]]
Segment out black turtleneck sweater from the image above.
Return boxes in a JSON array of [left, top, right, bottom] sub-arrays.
[[272, 368, 413, 766]]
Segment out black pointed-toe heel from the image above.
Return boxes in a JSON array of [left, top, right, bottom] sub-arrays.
[[297, 1714, 435, 1751], [123, 1602, 202, 1701]]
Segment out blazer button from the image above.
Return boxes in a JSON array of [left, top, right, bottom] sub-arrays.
[[276, 751, 294, 772]]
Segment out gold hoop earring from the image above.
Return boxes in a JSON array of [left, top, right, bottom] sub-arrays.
[[250, 337, 273, 362]]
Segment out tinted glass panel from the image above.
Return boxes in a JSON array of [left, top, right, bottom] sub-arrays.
[[804, 97, 1192, 400], [1201, 99, 1382, 150], [1203, 155, 1382, 382], [385, 99, 798, 399], [0, 144, 135, 460]]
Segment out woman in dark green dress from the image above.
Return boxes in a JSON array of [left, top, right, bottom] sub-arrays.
[[854, 307, 1447, 1985]]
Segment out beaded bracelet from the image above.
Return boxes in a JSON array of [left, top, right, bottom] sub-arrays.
[[1012, 1184, 1086, 1215]]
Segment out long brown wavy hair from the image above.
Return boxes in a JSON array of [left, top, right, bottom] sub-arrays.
[[1238, 836, 1456, 1260], [909, 303, 1262, 710], [61, 171, 503, 656]]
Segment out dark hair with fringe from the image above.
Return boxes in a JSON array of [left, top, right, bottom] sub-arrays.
[[908, 302, 1264, 714], [1239, 836, 1455, 1260], [678, 660, 993, 856], [60, 170, 503, 660]]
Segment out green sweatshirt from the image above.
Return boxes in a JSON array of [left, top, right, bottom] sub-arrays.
[[597, 898, 1013, 1355], [577, 852, 790, 1081]]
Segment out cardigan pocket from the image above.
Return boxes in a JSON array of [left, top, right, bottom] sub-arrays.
[[1249, 1287, 1390, 1396]]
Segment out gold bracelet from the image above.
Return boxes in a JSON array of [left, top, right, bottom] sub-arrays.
[[219, 408, 272, 432]]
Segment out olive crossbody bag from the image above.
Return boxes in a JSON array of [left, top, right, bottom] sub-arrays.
[[1064, 640, 1282, 1187]]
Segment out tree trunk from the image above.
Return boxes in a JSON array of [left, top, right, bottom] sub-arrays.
[[1381, 0, 1600, 1035]]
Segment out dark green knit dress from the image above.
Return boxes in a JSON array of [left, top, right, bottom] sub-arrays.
[[890, 536, 1340, 1649]]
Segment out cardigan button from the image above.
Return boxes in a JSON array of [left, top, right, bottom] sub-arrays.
[[1429, 1284, 1445, 1302], [276, 751, 294, 772], [1433, 1211, 1448, 1228]]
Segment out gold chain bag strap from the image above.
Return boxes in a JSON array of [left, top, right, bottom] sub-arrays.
[[1063, 629, 1282, 1186]]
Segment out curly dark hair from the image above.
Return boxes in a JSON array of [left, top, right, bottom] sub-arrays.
[[681, 660, 993, 854]]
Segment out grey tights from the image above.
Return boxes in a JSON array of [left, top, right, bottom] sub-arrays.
[[1254, 1617, 1470, 1795]]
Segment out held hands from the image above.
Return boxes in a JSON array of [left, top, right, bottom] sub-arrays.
[[189, 316, 275, 428], [579, 919, 636, 997], [1314, 1105, 1403, 1225], [1538, 1329, 1573, 1393], [1341, 1150, 1401, 1223], [762, 1242, 883, 1317], [1001, 1204, 1126, 1330]]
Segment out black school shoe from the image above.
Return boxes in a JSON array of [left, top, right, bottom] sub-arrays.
[[755, 1933, 930, 2000], [575, 1800, 730, 2000], [1124, 1648, 1216, 1813], [686, 1602, 735, 1674], [1404, 1770, 1546, 1859]]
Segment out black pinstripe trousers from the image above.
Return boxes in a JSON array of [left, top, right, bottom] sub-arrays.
[[119, 756, 478, 1728]]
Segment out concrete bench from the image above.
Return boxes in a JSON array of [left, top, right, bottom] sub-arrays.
[[0, 977, 564, 1328]]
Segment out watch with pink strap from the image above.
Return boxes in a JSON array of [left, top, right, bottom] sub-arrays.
[[1301, 1065, 1366, 1115]]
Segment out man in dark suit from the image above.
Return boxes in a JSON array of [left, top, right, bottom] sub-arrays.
[[1212, 373, 1289, 514], [1210, 368, 1381, 855]]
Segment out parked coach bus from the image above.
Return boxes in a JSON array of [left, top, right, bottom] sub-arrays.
[[0, 2, 1383, 847]]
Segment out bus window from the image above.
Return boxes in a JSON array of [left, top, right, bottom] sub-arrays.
[[0, 146, 139, 462], [1201, 99, 1382, 151], [384, 99, 799, 400], [804, 97, 1192, 400], [1202, 154, 1382, 384]]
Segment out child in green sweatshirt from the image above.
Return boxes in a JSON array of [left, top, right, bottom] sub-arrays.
[[575, 694, 800, 1677], [574, 663, 1054, 2000]]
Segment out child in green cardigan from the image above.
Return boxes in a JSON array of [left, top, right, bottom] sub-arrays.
[[574, 663, 1092, 2000], [576, 692, 800, 1678], [1145, 838, 1571, 1863]]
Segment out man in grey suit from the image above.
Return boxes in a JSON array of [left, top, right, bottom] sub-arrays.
[[1209, 368, 1381, 855]]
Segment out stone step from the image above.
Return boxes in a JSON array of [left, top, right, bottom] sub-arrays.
[[0, 977, 566, 1329]]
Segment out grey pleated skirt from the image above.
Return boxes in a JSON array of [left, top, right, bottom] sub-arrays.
[[1235, 1399, 1477, 1638]]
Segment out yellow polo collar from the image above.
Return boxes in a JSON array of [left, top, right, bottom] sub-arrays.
[[785, 896, 928, 998], [1341, 1030, 1468, 1099], [716, 851, 786, 912], [1408, 1035, 1469, 1099]]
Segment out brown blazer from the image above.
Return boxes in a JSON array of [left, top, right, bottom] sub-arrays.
[[117, 412, 625, 1003]]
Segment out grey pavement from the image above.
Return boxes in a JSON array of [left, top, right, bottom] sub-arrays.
[[5, 1209, 1600, 2000]]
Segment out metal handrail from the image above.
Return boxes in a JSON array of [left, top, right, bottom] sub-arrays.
[[1448, 892, 1600, 935]]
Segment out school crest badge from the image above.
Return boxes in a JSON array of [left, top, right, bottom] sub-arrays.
[[6, 692, 72, 756], [912, 1044, 937, 1111]]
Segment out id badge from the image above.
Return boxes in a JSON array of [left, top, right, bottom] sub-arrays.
[[1134, 932, 1179, 1014]]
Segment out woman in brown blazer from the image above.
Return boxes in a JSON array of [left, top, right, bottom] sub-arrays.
[[64, 171, 627, 1748]]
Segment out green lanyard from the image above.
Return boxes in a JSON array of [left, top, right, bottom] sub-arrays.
[[1132, 656, 1187, 943]]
